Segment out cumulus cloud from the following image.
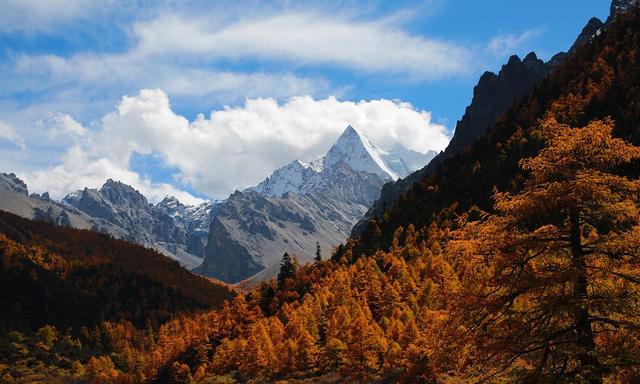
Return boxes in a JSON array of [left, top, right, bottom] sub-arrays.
[[24, 89, 450, 201], [0, 120, 25, 149], [40, 113, 87, 138], [487, 28, 544, 57]]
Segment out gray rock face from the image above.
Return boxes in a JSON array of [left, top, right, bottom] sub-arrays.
[[352, 52, 552, 236], [195, 164, 387, 283], [444, 53, 551, 158], [156, 196, 214, 258], [0, 173, 127, 237], [3, 173, 28, 195], [62, 180, 214, 269], [195, 126, 427, 284]]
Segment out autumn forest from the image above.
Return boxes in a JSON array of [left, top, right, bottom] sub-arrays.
[[3, 3, 640, 384]]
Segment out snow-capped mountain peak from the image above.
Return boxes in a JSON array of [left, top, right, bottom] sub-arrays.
[[248, 125, 438, 198], [157, 195, 187, 218], [248, 159, 318, 197], [156, 196, 216, 231], [323, 125, 399, 180], [382, 143, 438, 178]]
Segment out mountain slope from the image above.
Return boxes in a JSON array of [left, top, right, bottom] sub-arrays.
[[349, 2, 640, 258], [0, 210, 234, 332], [195, 126, 435, 283], [63, 180, 213, 269], [351, 2, 632, 237]]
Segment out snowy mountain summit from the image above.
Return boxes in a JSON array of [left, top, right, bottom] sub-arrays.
[[323, 125, 401, 179], [196, 125, 438, 282], [250, 125, 437, 198]]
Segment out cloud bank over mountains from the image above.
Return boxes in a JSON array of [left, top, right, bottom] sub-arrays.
[[21, 89, 449, 203], [1, 0, 564, 203]]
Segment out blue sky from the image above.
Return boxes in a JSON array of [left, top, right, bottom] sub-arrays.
[[0, 0, 612, 203]]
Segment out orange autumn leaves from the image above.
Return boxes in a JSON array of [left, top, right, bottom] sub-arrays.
[[206, 117, 640, 383], [4, 117, 640, 384], [449, 117, 640, 383]]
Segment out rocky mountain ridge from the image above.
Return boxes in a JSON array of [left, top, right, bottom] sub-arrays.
[[351, 1, 637, 236], [0, 173, 212, 269], [195, 125, 436, 283], [62, 180, 214, 269]]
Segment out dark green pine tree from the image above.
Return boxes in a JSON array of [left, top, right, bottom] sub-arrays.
[[277, 252, 296, 289], [314, 241, 322, 263]]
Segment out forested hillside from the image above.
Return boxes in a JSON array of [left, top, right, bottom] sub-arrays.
[[143, 6, 640, 383], [0, 210, 234, 383], [349, 5, 640, 259], [4, 4, 640, 384]]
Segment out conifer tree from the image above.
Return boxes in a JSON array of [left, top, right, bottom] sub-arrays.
[[277, 252, 296, 289], [457, 117, 640, 383], [315, 241, 322, 263]]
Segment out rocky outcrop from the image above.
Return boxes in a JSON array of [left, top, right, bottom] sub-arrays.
[[442, 53, 550, 157], [352, 53, 551, 235], [63, 180, 213, 269]]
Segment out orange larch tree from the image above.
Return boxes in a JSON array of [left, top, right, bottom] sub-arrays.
[[455, 117, 640, 383]]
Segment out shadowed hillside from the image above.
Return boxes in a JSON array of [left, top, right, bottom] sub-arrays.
[[0, 210, 235, 333]]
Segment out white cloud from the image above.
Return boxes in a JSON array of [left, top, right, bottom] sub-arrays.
[[40, 113, 87, 138], [487, 28, 544, 57], [4, 7, 471, 114], [24, 89, 450, 201], [133, 12, 472, 79], [7, 53, 331, 120], [0, 120, 25, 149], [0, 0, 96, 32], [24, 145, 206, 205]]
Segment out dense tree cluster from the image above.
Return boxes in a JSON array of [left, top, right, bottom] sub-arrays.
[[0, 212, 234, 383], [0, 211, 234, 332]]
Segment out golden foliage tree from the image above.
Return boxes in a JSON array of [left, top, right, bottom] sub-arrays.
[[455, 117, 640, 383]]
